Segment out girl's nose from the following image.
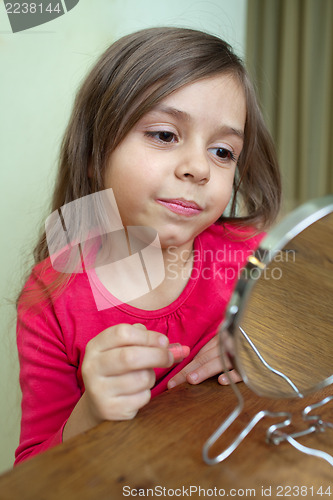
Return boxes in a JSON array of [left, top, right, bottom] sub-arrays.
[[175, 146, 210, 184]]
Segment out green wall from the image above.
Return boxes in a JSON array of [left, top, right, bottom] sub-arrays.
[[0, 0, 247, 474]]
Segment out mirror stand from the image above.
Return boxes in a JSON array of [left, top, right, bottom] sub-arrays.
[[238, 326, 303, 398], [202, 337, 333, 467]]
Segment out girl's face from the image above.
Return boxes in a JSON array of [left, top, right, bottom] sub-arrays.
[[104, 74, 246, 251]]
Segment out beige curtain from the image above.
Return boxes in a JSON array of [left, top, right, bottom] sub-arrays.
[[246, 0, 333, 213]]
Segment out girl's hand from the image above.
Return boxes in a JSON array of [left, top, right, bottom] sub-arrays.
[[81, 323, 173, 424], [167, 335, 242, 389]]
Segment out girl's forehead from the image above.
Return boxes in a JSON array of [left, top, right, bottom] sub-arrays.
[[151, 74, 245, 109], [145, 74, 246, 125]]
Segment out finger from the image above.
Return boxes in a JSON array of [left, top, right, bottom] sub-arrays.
[[102, 390, 152, 421], [167, 370, 187, 389], [186, 356, 225, 385], [86, 344, 173, 376], [186, 338, 231, 373], [102, 369, 156, 397], [86, 323, 169, 353], [167, 344, 233, 389], [133, 323, 147, 330], [167, 354, 218, 389], [218, 369, 242, 385], [195, 335, 218, 354]]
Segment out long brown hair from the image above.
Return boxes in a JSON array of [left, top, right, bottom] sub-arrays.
[[20, 27, 281, 305]]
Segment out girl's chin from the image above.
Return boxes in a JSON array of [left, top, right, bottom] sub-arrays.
[[142, 219, 212, 249], [157, 231, 198, 251]]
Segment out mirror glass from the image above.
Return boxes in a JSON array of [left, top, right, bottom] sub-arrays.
[[221, 199, 333, 399]]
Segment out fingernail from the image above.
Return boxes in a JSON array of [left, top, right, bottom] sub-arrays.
[[220, 374, 229, 385], [188, 372, 198, 382], [159, 336, 169, 347], [168, 380, 176, 389]]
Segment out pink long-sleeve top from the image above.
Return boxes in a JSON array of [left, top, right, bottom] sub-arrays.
[[15, 223, 263, 465]]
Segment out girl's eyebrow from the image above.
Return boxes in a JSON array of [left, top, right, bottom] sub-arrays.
[[149, 105, 244, 141], [151, 105, 191, 122]]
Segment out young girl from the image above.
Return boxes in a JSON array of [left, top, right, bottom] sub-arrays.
[[15, 27, 281, 465]]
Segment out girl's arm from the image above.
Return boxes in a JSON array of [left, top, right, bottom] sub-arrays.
[[15, 298, 83, 465]]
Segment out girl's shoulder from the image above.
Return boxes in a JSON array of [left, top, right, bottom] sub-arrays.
[[18, 257, 78, 312], [22, 257, 69, 291]]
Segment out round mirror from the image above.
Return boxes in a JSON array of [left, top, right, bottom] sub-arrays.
[[220, 196, 333, 399]]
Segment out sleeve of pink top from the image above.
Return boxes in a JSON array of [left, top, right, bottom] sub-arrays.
[[14, 273, 82, 465]]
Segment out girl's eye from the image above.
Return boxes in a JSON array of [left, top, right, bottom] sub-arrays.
[[210, 147, 237, 163], [145, 131, 177, 143]]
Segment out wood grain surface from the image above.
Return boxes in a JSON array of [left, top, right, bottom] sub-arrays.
[[0, 380, 332, 499]]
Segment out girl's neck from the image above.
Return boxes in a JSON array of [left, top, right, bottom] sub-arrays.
[[95, 233, 196, 311], [161, 239, 194, 280], [127, 244, 194, 311]]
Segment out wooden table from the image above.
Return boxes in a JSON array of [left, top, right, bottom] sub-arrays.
[[0, 378, 332, 499]]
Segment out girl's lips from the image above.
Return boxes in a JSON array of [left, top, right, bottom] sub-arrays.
[[156, 198, 203, 216]]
